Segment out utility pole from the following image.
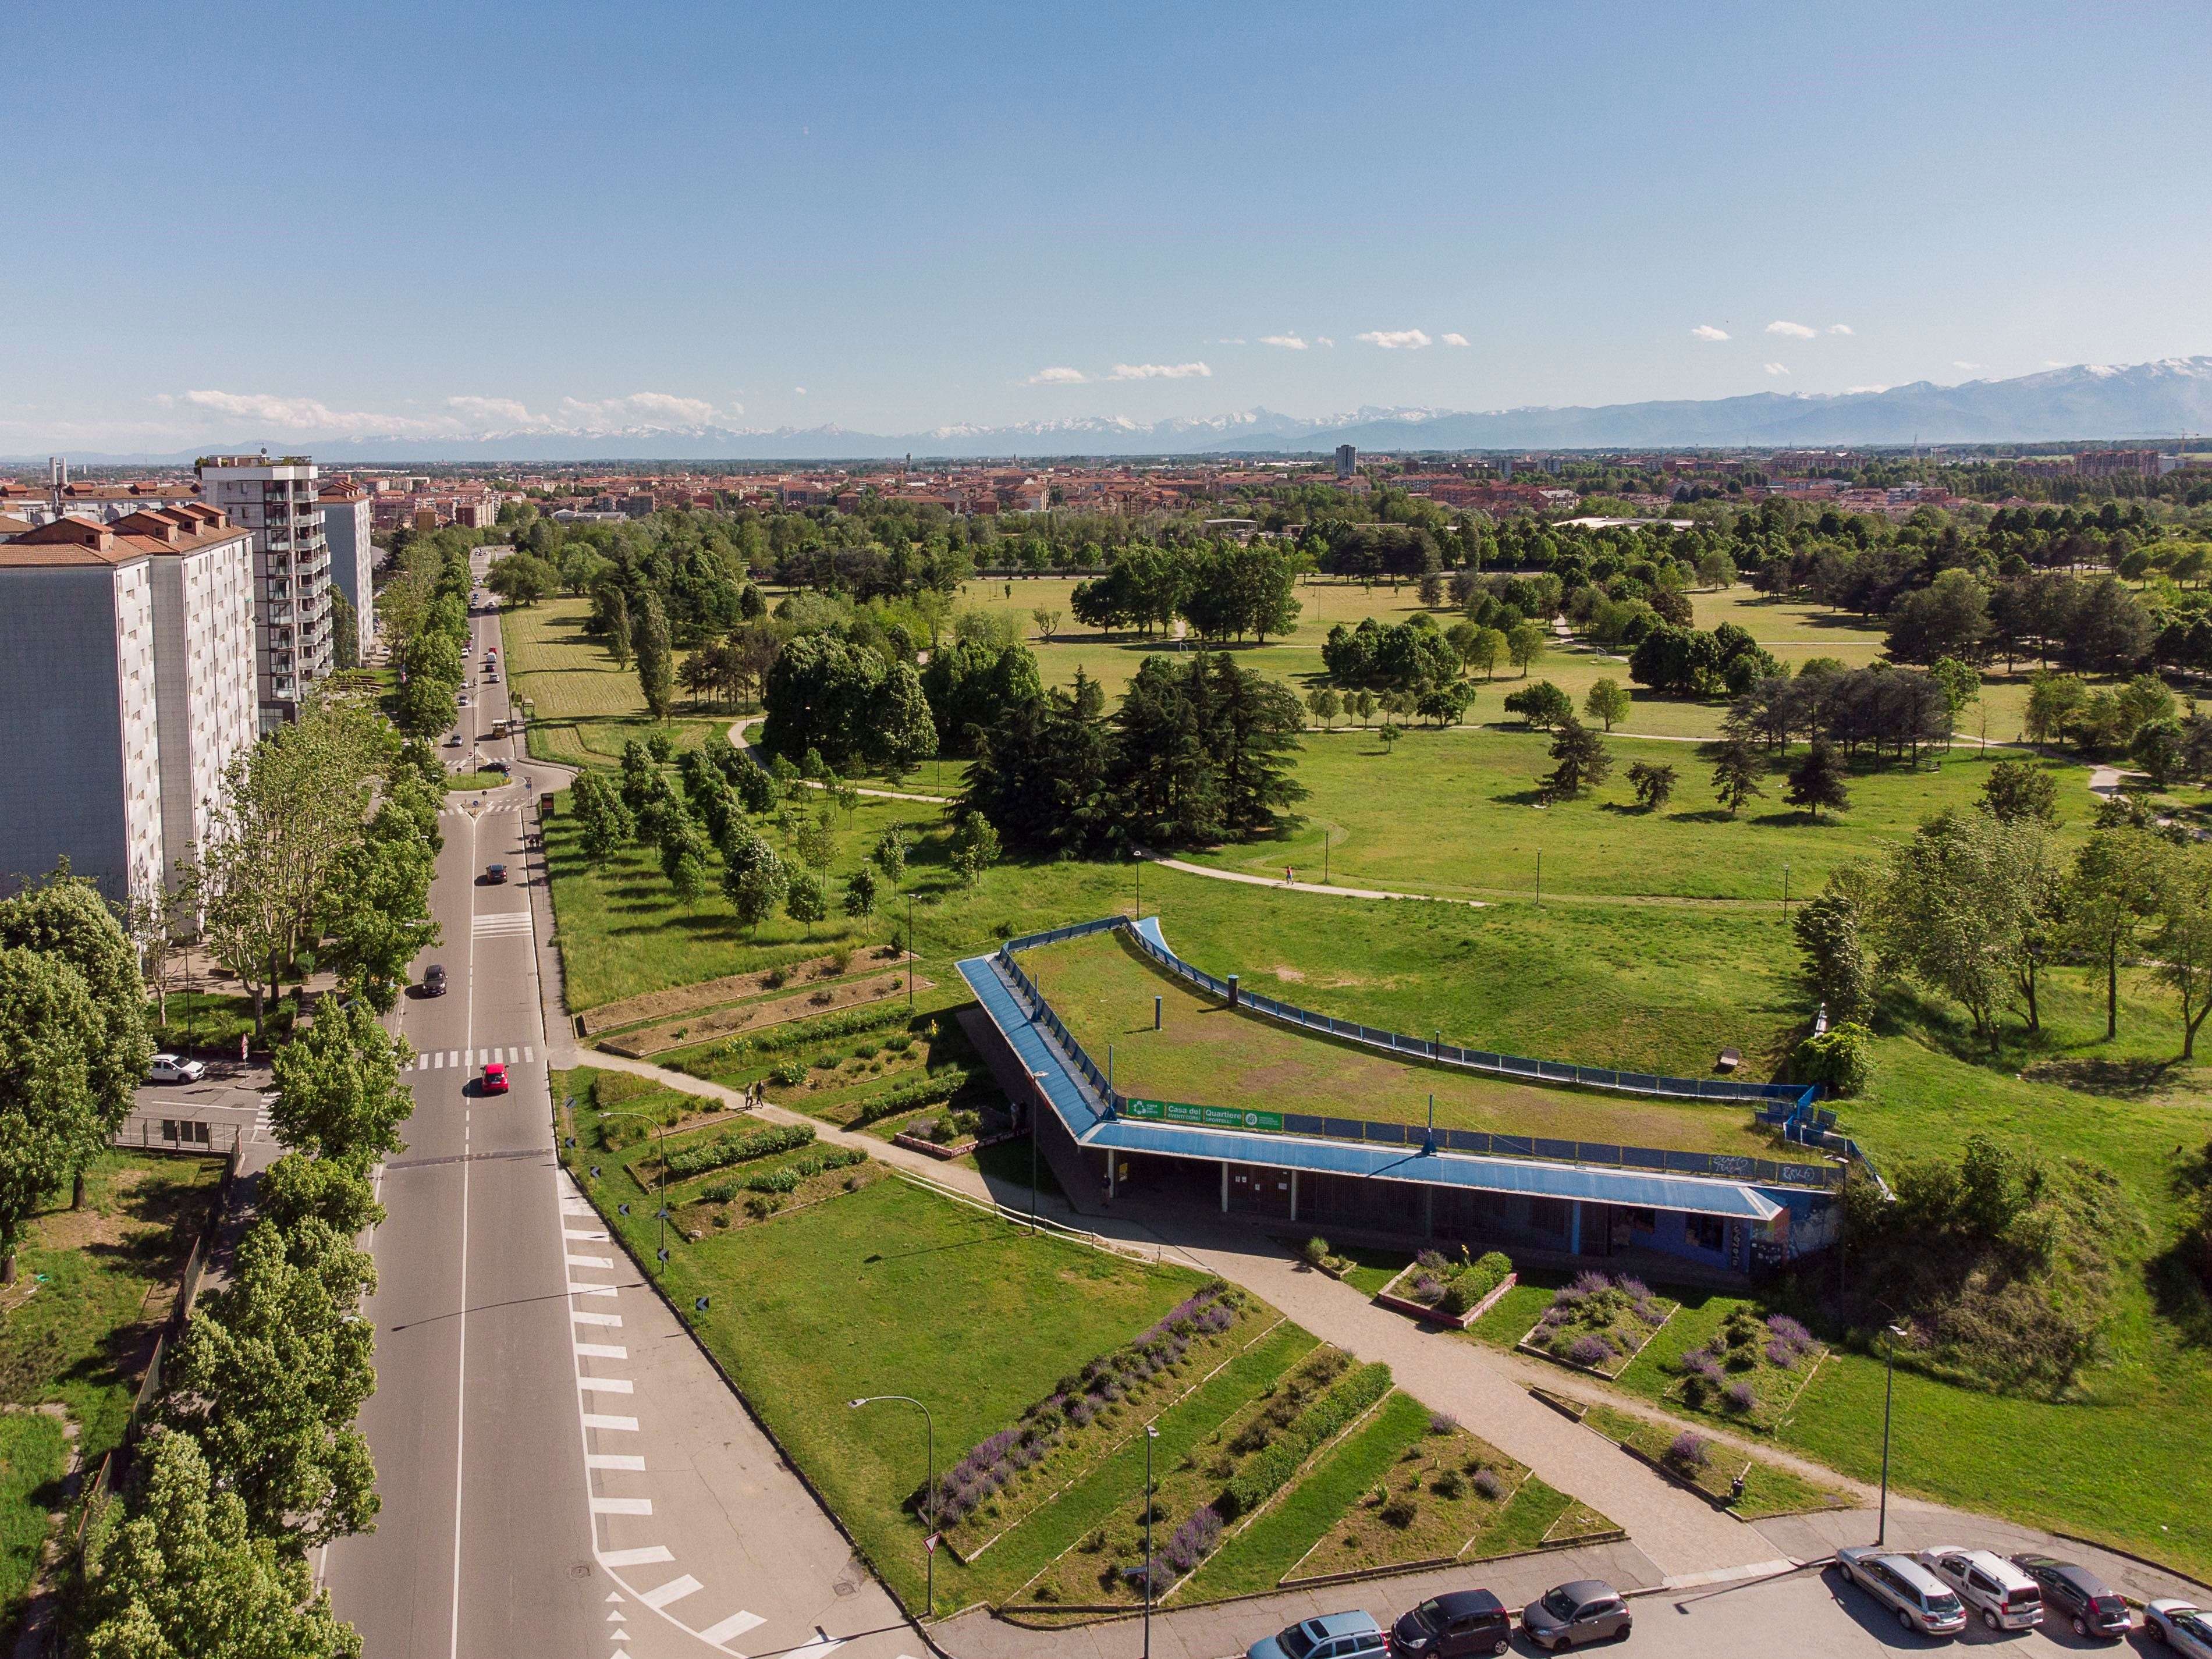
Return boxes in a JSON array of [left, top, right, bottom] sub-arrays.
[[1142, 1423, 1159, 1659], [906, 891, 915, 1013]]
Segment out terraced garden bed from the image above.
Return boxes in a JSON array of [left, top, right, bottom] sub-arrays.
[[1375, 1249, 1515, 1329], [578, 946, 915, 1035], [599, 969, 929, 1057], [1515, 1271, 1678, 1380], [674, 1142, 883, 1231], [1573, 1401, 1852, 1521]]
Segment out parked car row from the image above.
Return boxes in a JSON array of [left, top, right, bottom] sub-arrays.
[[1836, 1544, 2144, 1642], [1247, 1581, 1626, 1659]]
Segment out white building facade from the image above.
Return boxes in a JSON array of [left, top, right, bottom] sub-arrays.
[[318, 484, 376, 663], [196, 454, 334, 730]]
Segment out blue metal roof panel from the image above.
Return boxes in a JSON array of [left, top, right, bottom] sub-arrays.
[[960, 951, 1780, 1223]]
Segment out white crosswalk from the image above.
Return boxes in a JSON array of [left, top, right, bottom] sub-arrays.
[[474, 912, 534, 937], [409, 1046, 534, 1071]]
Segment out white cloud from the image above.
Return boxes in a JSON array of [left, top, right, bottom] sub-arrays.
[[1215, 337, 1247, 346], [1260, 334, 1308, 350], [1106, 362, 1212, 380], [2043, 359, 2069, 367], [794, 386, 808, 395], [1766, 321, 1818, 339], [1691, 325, 1730, 342], [1844, 385, 1890, 395], [1028, 366, 1089, 385], [1827, 324, 1854, 336], [159, 386, 745, 442], [1357, 329, 1433, 350], [558, 392, 727, 428], [1441, 332, 1471, 347], [1953, 361, 1984, 372], [1763, 362, 1791, 376], [1316, 336, 1336, 348], [180, 389, 449, 435]]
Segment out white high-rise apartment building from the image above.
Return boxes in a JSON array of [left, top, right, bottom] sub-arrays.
[[0, 506, 254, 905], [197, 453, 334, 730], [318, 482, 376, 663]]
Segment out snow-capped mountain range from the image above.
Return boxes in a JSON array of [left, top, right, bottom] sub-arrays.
[[19, 360, 2212, 466]]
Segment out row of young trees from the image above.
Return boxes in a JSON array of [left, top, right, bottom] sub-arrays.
[[77, 998, 413, 1656], [1067, 541, 1303, 644]]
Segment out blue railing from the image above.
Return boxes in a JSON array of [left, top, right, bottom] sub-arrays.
[[996, 918, 1845, 1191]]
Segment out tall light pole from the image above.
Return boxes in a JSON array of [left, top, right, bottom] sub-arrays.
[[1142, 1422, 1159, 1659], [850, 1395, 936, 1617], [601, 1109, 670, 1265], [906, 890, 915, 1013], [1877, 1321, 1907, 1544]]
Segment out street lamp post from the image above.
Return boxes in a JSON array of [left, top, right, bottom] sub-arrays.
[[1142, 1422, 1159, 1659], [906, 891, 915, 1013], [1877, 1321, 1907, 1544], [601, 1109, 670, 1264], [850, 1395, 936, 1618]]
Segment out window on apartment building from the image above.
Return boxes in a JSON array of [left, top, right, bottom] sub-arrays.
[[1688, 1214, 1727, 1252], [1621, 1207, 1657, 1232]]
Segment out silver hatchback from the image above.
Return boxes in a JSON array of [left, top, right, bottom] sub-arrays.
[[1520, 1580, 1631, 1650]]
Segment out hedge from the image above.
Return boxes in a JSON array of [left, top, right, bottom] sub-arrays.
[[738, 1003, 917, 1055], [742, 1145, 869, 1195], [663, 1121, 816, 1179], [844, 1065, 983, 1127], [1221, 1361, 1392, 1518], [1440, 1251, 1514, 1318]]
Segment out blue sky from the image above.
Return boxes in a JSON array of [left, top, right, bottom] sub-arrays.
[[6, 0, 2210, 450]]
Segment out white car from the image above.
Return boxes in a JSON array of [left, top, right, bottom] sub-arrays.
[[2147, 1600, 2212, 1659], [148, 1054, 206, 1084], [1918, 1547, 2043, 1632]]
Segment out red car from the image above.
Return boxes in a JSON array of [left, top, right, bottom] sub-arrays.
[[481, 1062, 509, 1095]]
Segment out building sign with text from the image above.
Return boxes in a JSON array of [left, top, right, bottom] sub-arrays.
[[1121, 1097, 1283, 1132]]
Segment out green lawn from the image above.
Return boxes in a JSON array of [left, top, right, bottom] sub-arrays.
[[1183, 732, 2086, 904], [1020, 928, 1779, 1154], [563, 1142, 1219, 1615], [0, 1152, 224, 1462], [0, 1412, 69, 1648], [1575, 1401, 1849, 1521]]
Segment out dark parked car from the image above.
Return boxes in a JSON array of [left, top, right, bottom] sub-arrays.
[[422, 964, 448, 996], [1521, 1581, 1630, 1651], [2012, 1555, 2132, 1640], [1391, 1589, 1510, 1657]]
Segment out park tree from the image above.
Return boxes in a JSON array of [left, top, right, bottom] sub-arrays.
[[1348, 690, 1377, 728], [919, 641, 1043, 756], [1785, 741, 1851, 820], [783, 868, 827, 936], [1793, 880, 1873, 1025], [1709, 738, 1764, 818], [759, 632, 890, 770], [871, 825, 910, 883], [1541, 717, 1612, 800], [267, 1000, 414, 1163], [0, 872, 152, 1147], [874, 662, 940, 775], [720, 826, 787, 932], [569, 771, 635, 865], [950, 812, 1002, 887], [843, 865, 879, 919], [1625, 760, 1677, 813], [1305, 687, 1341, 730], [630, 588, 676, 719], [1464, 625, 1507, 680], [2023, 671, 2086, 749], [159, 1221, 378, 1547], [1506, 620, 1548, 677], [1502, 680, 1572, 731], [318, 836, 438, 1013], [76, 1428, 364, 1659], [2062, 829, 2165, 1040], [258, 1153, 384, 1242], [1873, 811, 2043, 1050], [0, 946, 100, 1277], [1977, 759, 2060, 826], [1583, 678, 1631, 731], [796, 807, 837, 872], [486, 552, 556, 607], [1884, 570, 1990, 665], [2152, 844, 2212, 1060], [1928, 656, 1981, 731]]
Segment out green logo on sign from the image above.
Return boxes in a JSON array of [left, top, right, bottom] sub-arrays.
[[1123, 1098, 1283, 1133]]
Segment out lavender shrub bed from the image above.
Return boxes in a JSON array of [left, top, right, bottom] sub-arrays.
[[932, 1282, 1250, 1547], [1521, 1271, 1676, 1377], [1674, 1306, 1823, 1423]]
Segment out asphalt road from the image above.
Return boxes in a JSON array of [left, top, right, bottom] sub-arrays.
[[323, 565, 606, 1655]]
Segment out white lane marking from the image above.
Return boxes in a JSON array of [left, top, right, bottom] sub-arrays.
[[697, 1612, 765, 1646], [571, 1311, 622, 1327], [574, 1343, 628, 1360], [599, 1546, 675, 1568], [787, 1637, 845, 1658], [636, 1574, 702, 1610], [524, 1044, 535, 1061], [591, 1496, 654, 1516], [449, 809, 482, 1659], [578, 1377, 635, 1395], [608, 1609, 628, 1622], [581, 1413, 639, 1431], [570, 1283, 619, 1298], [567, 1253, 615, 1269], [587, 1454, 647, 1471]]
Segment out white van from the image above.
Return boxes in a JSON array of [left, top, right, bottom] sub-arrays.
[[1918, 1548, 2044, 1632]]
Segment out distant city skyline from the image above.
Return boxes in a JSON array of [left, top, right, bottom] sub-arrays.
[[5, 0, 2210, 452]]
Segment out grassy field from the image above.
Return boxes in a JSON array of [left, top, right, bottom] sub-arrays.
[[502, 596, 736, 773], [1574, 1401, 1849, 1521], [1020, 929, 1777, 1154], [1180, 732, 2085, 903], [0, 1412, 69, 1648]]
